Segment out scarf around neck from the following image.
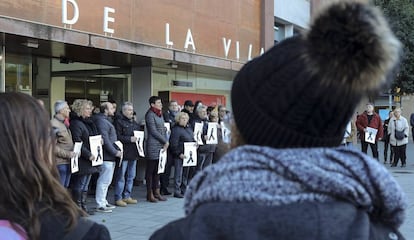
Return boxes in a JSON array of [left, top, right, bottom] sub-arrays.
[[150, 107, 162, 117], [184, 145, 407, 227]]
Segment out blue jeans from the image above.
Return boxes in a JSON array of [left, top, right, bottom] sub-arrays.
[[114, 160, 137, 201], [72, 174, 92, 192], [57, 164, 71, 188]]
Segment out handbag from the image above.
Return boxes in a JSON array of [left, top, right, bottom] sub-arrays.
[[394, 121, 405, 140]]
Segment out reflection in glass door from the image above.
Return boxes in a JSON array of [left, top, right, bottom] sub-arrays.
[[65, 77, 127, 107], [5, 53, 32, 94]]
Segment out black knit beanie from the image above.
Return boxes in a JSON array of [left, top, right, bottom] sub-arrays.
[[231, 1, 401, 148]]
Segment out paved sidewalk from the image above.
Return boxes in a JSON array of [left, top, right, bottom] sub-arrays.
[[87, 185, 184, 240], [363, 141, 414, 239], [87, 142, 414, 239]]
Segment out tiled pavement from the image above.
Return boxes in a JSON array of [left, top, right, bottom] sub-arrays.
[[87, 142, 414, 240], [88, 184, 184, 240]]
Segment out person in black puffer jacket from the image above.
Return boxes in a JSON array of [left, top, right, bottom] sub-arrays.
[[70, 99, 101, 216], [169, 112, 195, 198]]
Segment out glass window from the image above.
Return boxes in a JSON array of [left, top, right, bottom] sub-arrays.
[[5, 53, 32, 95]]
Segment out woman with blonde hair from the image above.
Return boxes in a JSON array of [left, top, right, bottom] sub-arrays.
[[0, 93, 110, 239], [389, 107, 409, 167], [69, 99, 101, 215]]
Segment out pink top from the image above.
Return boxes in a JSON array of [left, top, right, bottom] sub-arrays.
[[0, 220, 27, 240]]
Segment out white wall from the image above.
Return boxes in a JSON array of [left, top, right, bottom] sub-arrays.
[[274, 0, 310, 29]]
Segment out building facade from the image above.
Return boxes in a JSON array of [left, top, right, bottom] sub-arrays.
[[0, 0, 274, 118]]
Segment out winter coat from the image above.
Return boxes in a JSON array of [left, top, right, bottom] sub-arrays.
[[170, 124, 195, 158], [150, 201, 404, 240], [388, 116, 409, 146], [114, 115, 140, 161], [51, 115, 74, 165], [151, 145, 406, 240], [356, 111, 384, 141], [93, 113, 119, 161], [69, 115, 101, 175], [163, 110, 178, 128], [39, 214, 111, 240], [145, 109, 168, 160], [0, 214, 110, 240]]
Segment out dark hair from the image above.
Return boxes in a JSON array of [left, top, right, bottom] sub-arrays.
[[194, 100, 203, 109], [149, 96, 161, 105], [0, 93, 83, 239]]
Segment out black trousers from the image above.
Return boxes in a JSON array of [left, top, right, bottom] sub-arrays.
[[361, 140, 379, 159], [145, 160, 160, 191], [392, 144, 406, 166], [383, 137, 394, 162]]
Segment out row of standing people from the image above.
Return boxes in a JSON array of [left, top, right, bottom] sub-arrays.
[[51, 96, 173, 215], [160, 100, 231, 198], [51, 96, 231, 214], [355, 103, 409, 167]]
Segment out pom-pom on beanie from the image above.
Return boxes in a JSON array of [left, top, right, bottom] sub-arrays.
[[231, 1, 401, 148]]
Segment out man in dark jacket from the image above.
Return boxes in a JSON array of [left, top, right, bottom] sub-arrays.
[[160, 100, 180, 195], [113, 102, 140, 207], [93, 102, 122, 212]]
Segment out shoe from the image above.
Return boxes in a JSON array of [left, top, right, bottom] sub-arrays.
[[115, 199, 127, 207], [154, 188, 167, 201], [173, 192, 184, 198], [106, 203, 116, 210], [147, 189, 158, 203], [401, 164, 406, 168], [123, 197, 138, 204], [96, 207, 113, 213], [160, 188, 172, 195]]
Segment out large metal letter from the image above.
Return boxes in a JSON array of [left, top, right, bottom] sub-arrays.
[[62, 0, 79, 25], [103, 7, 115, 34], [184, 29, 196, 52], [222, 38, 231, 58], [165, 23, 174, 47]]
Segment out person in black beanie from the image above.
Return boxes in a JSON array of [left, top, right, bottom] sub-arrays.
[[150, 1, 407, 240]]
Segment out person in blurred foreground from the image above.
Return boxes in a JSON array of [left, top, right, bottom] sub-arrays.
[[0, 93, 110, 240], [150, 1, 407, 239]]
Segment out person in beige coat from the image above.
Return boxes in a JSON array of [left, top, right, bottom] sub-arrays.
[[51, 100, 75, 187], [388, 107, 409, 167]]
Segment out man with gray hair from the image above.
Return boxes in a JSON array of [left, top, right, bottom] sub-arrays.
[[93, 102, 123, 212], [51, 100, 75, 187], [113, 102, 140, 206]]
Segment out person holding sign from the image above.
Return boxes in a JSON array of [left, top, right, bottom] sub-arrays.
[[356, 103, 383, 160], [170, 112, 196, 198], [51, 100, 75, 188], [160, 100, 180, 195], [151, 2, 407, 239], [145, 96, 169, 202], [93, 102, 123, 212], [69, 99, 101, 215], [113, 102, 140, 207]]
